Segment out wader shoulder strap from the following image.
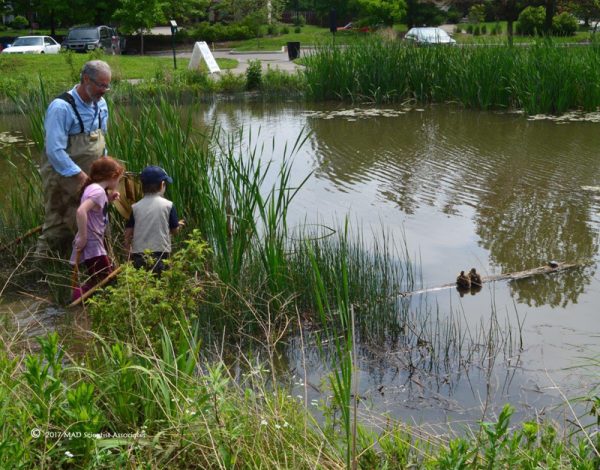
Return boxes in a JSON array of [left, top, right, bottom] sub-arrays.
[[57, 92, 84, 134]]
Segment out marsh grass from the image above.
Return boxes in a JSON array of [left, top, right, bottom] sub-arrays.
[[304, 37, 600, 114]]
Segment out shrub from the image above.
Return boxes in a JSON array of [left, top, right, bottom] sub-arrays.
[[90, 232, 207, 346], [518, 6, 545, 36], [293, 14, 305, 27], [473, 25, 481, 36], [191, 21, 254, 42], [466, 24, 474, 34], [281, 25, 289, 34], [493, 22, 502, 35], [454, 25, 462, 34], [411, 2, 446, 27], [481, 24, 487, 35], [267, 24, 278, 36], [245, 59, 262, 90], [468, 4, 486, 24], [553, 12, 578, 36], [294, 26, 301, 33], [11, 15, 28, 29], [446, 8, 462, 24]]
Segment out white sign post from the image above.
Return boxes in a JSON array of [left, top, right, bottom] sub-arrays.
[[188, 41, 221, 74]]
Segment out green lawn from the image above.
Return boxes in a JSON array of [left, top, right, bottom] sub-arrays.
[[0, 53, 236, 81], [225, 24, 381, 51]]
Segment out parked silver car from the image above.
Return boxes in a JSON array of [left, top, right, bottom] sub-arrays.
[[404, 27, 456, 45], [62, 26, 122, 54]]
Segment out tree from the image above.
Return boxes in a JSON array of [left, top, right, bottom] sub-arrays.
[[113, 0, 165, 55], [559, 0, 600, 27], [162, 0, 210, 24], [356, 0, 406, 26]]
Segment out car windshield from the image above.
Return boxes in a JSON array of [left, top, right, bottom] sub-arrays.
[[419, 28, 450, 41], [12, 37, 43, 47], [67, 29, 99, 40]]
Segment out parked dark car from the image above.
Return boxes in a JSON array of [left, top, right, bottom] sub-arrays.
[[62, 26, 123, 54]]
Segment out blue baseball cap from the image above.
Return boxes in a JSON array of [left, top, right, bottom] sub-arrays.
[[140, 166, 173, 184]]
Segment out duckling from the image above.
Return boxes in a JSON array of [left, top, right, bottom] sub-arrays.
[[468, 268, 482, 287], [456, 270, 471, 289]]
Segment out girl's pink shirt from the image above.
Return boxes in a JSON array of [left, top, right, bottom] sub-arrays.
[[70, 183, 108, 264]]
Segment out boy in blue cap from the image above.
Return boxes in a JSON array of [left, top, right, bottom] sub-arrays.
[[124, 165, 183, 275]]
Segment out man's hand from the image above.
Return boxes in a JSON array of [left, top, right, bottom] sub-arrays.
[[178, 219, 186, 228], [75, 171, 88, 187]]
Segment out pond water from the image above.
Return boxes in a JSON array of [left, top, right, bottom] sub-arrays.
[[2, 102, 600, 429]]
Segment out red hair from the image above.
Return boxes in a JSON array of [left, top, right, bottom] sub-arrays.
[[80, 156, 125, 198]]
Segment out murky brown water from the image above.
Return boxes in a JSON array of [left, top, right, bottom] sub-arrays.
[[2, 103, 600, 427]]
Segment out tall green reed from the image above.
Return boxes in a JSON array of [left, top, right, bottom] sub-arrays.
[[304, 38, 600, 114]]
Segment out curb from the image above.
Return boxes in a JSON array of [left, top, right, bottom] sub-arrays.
[[227, 47, 285, 55]]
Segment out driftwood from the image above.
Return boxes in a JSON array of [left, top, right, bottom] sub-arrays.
[[400, 262, 582, 298]]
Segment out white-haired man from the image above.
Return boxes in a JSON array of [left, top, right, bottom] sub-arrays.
[[37, 60, 112, 256]]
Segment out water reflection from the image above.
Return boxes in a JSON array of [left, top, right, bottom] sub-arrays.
[[306, 106, 600, 306]]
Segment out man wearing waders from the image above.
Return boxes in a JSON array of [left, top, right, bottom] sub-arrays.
[[36, 60, 111, 257]]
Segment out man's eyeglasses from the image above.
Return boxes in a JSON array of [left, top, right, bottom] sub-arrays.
[[89, 77, 111, 90]]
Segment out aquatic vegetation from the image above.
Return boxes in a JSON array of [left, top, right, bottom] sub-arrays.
[[303, 38, 600, 114], [0, 318, 598, 467]]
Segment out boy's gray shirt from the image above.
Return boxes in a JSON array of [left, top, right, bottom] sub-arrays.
[[131, 194, 174, 254]]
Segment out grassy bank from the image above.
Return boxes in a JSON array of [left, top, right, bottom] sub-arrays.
[[304, 38, 600, 114], [1, 97, 600, 466], [0, 52, 237, 99]]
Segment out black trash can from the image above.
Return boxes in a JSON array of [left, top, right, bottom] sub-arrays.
[[287, 41, 300, 60]]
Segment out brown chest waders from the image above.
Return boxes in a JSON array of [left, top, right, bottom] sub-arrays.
[[37, 93, 106, 257]]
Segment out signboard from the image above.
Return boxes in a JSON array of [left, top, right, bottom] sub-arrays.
[[188, 41, 221, 74]]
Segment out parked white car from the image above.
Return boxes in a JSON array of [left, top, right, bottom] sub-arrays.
[[2, 36, 61, 54], [404, 27, 456, 45]]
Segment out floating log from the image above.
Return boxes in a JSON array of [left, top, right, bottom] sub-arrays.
[[399, 262, 582, 298]]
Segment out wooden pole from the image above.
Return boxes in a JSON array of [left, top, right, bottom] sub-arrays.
[[68, 265, 123, 308], [0, 225, 42, 252]]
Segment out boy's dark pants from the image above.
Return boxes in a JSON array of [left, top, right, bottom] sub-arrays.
[[132, 252, 170, 276]]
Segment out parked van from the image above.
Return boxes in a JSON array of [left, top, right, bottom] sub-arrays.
[[62, 26, 123, 54]]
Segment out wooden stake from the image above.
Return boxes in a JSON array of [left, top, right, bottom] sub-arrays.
[[68, 265, 123, 308], [0, 225, 42, 252]]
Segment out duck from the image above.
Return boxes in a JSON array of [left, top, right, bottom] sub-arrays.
[[468, 268, 482, 287], [456, 271, 471, 289]]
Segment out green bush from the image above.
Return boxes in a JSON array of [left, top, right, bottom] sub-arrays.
[[473, 24, 481, 36], [11, 15, 28, 29], [245, 59, 262, 90], [90, 232, 207, 347], [466, 24, 474, 34], [411, 2, 446, 27], [518, 6, 545, 36], [281, 25, 289, 34], [553, 12, 578, 36], [267, 24, 278, 36], [481, 24, 487, 35], [191, 21, 254, 42], [294, 26, 301, 33], [293, 14, 305, 27], [468, 4, 486, 24], [446, 8, 462, 24]]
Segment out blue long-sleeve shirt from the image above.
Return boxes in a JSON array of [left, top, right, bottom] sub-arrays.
[[44, 85, 109, 177]]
